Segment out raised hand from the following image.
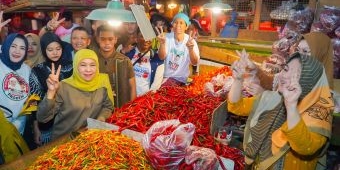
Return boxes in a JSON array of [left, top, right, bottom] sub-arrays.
[[278, 71, 301, 106], [186, 31, 196, 49], [231, 60, 245, 81], [0, 11, 11, 31], [155, 26, 166, 45], [244, 82, 264, 96], [236, 48, 257, 72], [46, 63, 61, 92], [46, 12, 65, 31]]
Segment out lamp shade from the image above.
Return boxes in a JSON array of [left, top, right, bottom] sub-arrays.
[[202, 0, 232, 10], [86, 0, 136, 22]]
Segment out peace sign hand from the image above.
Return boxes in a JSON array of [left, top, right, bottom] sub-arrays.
[[46, 63, 61, 92], [46, 12, 65, 31], [155, 26, 166, 45], [186, 31, 196, 50], [280, 71, 301, 107], [0, 11, 11, 31]]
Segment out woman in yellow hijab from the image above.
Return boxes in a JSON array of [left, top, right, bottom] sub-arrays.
[[36, 49, 114, 141]]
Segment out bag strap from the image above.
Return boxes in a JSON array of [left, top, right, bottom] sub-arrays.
[[132, 50, 149, 66]]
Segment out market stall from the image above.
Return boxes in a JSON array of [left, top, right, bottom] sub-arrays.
[[0, 65, 245, 170]]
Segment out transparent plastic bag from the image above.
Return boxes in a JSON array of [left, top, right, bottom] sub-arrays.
[[272, 32, 300, 59], [333, 91, 340, 113], [204, 74, 233, 98], [185, 146, 218, 170], [335, 26, 340, 38], [261, 53, 286, 75], [288, 8, 314, 34], [142, 119, 195, 169], [320, 6, 340, 32], [332, 38, 340, 78], [243, 74, 261, 97], [311, 21, 329, 33]]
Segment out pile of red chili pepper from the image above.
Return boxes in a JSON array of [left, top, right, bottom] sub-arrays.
[[27, 130, 153, 170], [107, 70, 245, 169], [187, 66, 232, 95]]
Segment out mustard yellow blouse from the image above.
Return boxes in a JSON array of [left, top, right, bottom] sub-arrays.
[[227, 98, 327, 169]]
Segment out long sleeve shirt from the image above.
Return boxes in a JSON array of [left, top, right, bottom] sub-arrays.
[[37, 82, 113, 141]]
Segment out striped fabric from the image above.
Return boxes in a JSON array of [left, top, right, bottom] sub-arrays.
[[245, 98, 286, 163], [298, 54, 323, 100]]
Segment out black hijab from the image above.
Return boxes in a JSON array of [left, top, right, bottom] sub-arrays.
[[40, 32, 71, 66]]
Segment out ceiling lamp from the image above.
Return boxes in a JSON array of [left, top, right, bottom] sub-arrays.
[[168, 3, 177, 10], [86, 0, 136, 26], [202, 0, 232, 13]]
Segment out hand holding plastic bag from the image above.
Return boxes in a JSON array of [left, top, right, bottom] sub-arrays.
[[142, 119, 195, 169], [231, 49, 257, 80], [185, 146, 218, 170], [204, 74, 233, 98], [236, 48, 257, 74]]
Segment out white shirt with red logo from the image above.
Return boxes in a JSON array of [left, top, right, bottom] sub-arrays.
[[0, 60, 31, 134], [131, 49, 152, 96]]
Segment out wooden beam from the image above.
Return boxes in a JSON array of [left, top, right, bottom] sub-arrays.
[[253, 0, 262, 30]]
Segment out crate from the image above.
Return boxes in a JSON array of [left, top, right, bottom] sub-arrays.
[[210, 100, 228, 135], [87, 118, 144, 143], [210, 100, 246, 149]]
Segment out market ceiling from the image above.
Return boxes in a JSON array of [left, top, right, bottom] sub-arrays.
[[0, 0, 107, 13]]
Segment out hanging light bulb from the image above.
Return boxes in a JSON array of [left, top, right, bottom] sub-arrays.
[[108, 20, 122, 27]]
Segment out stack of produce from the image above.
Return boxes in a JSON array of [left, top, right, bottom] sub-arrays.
[[311, 6, 340, 78], [187, 66, 232, 95], [107, 66, 244, 170], [27, 130, 153, 170]]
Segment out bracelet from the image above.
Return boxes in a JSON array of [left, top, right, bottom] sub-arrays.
[[44, 25, 52, 31]]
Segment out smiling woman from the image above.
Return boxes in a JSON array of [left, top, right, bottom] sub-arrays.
[[24, 33, 45, 68], [36, 49, 114, 142], [0, 33, 30, 135], [0, 33, 31, 163], [227, 52, 333, 169], [28, 32, 73, 146]]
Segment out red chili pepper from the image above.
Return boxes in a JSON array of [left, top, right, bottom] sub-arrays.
[[105, 66, 244, 170]]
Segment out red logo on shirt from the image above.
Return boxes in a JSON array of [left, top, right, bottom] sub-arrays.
[[2, 73, 29, 101]]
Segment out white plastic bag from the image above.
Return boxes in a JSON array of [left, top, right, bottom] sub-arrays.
[[185, 146, 218, 170], [204, 74, 233, 98]]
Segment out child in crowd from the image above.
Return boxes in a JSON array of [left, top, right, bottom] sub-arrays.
[[124, 29, 164, 96], [94, 25, 136, 108]]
